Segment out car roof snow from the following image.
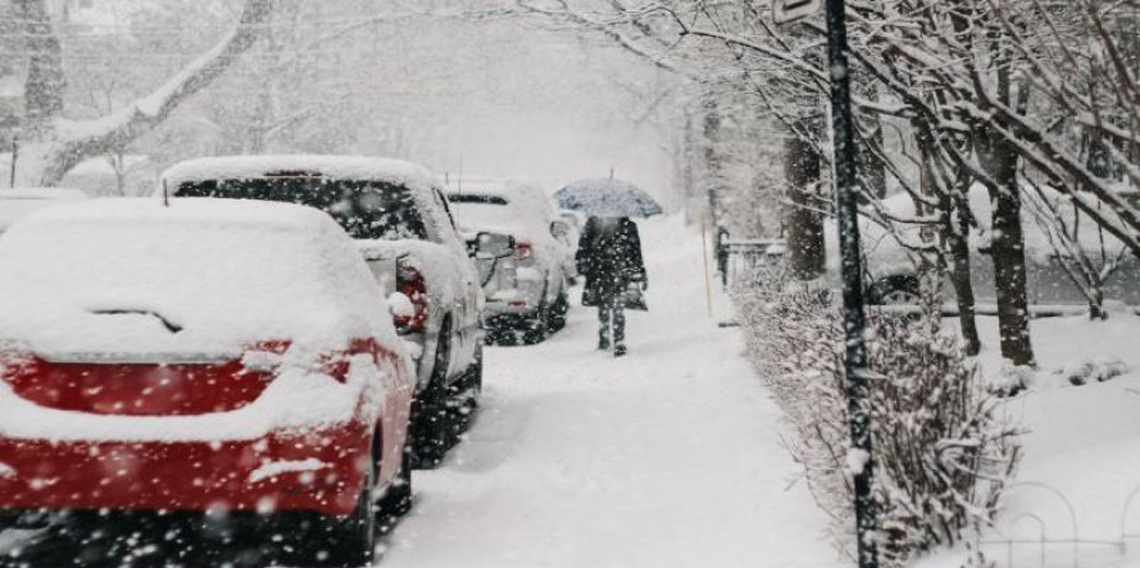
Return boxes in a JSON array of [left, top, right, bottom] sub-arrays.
[[162, 154, 436, 191]]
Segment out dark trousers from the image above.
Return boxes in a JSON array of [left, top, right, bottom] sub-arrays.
[[598, 295, 625, 349]]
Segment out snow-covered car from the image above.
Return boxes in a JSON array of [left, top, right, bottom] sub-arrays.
[[0, 198, 415, 566], [0, 187, 86, 234], [444, 179, 573, 343], [830, 185, 1140, 311], [162, 155, 483, 467]]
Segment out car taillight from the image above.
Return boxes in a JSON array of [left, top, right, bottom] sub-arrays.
[[513, 241, 533, 261], [395, 261, 428, 334]]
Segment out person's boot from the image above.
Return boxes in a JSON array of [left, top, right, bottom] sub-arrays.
[[598, 336, 611, 350], [614, 344, 627, 357]]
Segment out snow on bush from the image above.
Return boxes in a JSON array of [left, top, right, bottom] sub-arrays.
[[732, 269, 1020, 567]]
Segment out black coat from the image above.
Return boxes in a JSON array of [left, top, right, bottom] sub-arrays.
[[576, 217, 646, 305]]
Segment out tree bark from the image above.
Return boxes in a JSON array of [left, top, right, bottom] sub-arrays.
[[977, 124, 1035, 365], [986, 174, 1035, 366], [973, 22, 1035, 367], [945, 189, 981, 355], [855, 78, 887, 200], [919, 117, 982, 355], [784, 119, 826, 282]]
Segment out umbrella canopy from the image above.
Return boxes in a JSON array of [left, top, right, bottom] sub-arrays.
[[554, 178, 663, 219]]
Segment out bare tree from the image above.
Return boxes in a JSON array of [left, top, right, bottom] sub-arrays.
[[12, 0, 272, 187]]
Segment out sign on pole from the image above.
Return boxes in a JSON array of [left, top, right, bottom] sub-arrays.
[[773, 0, 822, 24]]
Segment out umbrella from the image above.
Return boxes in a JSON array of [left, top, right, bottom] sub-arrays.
[[554, 178, 663, 218]]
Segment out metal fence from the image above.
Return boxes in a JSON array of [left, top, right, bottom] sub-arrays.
[[717, 237, 786, 286], [979, 482, 1140, 568]]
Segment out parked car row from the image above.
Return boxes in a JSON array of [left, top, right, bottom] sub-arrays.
[[0, 155, 580, 567]]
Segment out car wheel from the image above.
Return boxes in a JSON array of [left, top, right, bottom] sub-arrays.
[[882, 289, 921, 305], [522, 307, 549, 345], [867, 274, 921, 306], [296, 457, 376, 568], [376, 444, 413, 534], [466, 340, 483, 404], [446, 341, 482, 439], [548, 287, 569, 332], [410, 320, 452, 469]]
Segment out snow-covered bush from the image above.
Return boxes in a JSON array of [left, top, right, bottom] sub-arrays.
[[732, 269, 1020, 567]]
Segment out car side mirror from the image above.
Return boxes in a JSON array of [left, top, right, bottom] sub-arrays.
[[550, 220, 570, 238]]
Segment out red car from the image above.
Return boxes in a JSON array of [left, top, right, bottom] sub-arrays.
[[0, 198, 415, 566]]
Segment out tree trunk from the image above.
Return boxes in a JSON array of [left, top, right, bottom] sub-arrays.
[[702, 94, 726, 227], [975, 36, 1035, 367], [16, 0, 63, 138], [987, 175, 1034, 366], [977, 125, 1036, 366], [921, 124, 982, 355], [946, 191, 981, 355], [681, 112, 698, 225], [784, 120, 826, 282], [855, 79, 887, 200], [1089, 285, 1107, 321]]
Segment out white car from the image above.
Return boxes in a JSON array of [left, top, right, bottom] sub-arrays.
[[444, 178, 573, 343], [0, 188, 86, 234], [162, 155, 483, 467]]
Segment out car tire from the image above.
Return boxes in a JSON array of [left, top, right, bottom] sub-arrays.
[[867, 274, 921, 306], [466, 340, 483, 404], [446, 341, 482, 439], [296, 458, 376, 568], [548, 286, 569, 332], [376, 444, 413, 534], [409, 320, 453, 469], [522, 307, 549, 345]]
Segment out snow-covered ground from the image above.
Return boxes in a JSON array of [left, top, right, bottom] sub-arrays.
[[964, 313, 1140, 568], [382, 215, 841, 568]]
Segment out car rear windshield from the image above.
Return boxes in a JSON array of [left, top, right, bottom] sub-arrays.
[[447, 193, 509, 206], [178, 176, 427, 240]]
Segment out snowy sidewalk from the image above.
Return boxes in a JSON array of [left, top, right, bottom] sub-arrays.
[[382, 216, 840, 568]]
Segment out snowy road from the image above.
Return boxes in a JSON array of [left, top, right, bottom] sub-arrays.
[[382, 216, 839, 568]]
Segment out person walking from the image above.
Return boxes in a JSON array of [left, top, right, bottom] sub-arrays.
[[576, 216, 647, 357]]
